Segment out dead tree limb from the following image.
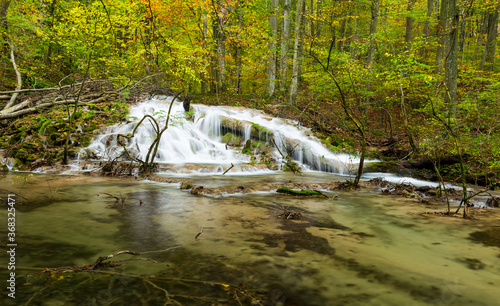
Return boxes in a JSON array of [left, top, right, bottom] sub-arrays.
[[4, 40, 22, 110], [222, 163, 234, 175]]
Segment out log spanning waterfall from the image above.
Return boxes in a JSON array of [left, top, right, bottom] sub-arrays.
[[83, 96, 364, 174]]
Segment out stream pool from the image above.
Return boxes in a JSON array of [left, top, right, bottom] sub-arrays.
[[1, 172, 499, 305]]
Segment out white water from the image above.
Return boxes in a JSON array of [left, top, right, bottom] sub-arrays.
[[84, 97, 364, 175]]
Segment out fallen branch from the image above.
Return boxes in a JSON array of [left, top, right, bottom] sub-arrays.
[[222, 163, 234, 175], [39, 227, 203, 274], [4, 40, 22, 110]]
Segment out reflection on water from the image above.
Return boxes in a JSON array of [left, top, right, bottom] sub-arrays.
[[1, 173, 500, 305]]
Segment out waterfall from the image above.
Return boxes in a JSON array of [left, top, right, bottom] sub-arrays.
[[83, 97, 365, 174]]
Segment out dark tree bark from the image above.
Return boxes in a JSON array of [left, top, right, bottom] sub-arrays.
[[266, 0, 279, 97], [404, 0, 417, 51], [444, 0, 459, 123], [280, 0, 292, 91], [289, 0, 305, 105], [479, 8, 499, 71]]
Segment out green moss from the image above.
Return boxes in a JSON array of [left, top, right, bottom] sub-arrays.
[[363, 161, 409, 176], [276, 187, 326, 197], [283, 159, 301, 173], [222, 132, 243, 146], [79, 135, 91, 147], [1, 164, 9, 172], [250, 122, 273, 139], [242, 139, 252, 155]]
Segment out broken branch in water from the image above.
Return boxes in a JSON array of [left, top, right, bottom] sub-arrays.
[[277, 206, 302, 220], [37, 227, 204, 274], [96, 192, 143, 205], [222, 163, 234, 175]]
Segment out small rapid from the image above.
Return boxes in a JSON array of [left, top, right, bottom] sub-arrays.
[[83, 96, 364, 175]]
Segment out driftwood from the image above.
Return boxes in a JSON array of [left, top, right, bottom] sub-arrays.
[[96, 192, 143, 206], [0, 75, 160, 120], [276, 187, 328, 197], [222, 163, 234, 175], [40, 227, 203, 273], [277, 206, 302, 220]]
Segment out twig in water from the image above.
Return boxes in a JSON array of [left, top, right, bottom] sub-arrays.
[[222, 163, 234, 175]]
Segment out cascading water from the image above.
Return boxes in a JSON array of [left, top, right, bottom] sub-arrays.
[[84, 96, 364, 174]]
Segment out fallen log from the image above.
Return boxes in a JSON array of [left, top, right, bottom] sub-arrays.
[[276, 187, 328, 197]]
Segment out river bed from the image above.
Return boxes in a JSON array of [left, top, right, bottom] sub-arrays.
[[1, 172, 500, 305]]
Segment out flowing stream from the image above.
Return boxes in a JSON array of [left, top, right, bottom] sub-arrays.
[[83, 97, 363, 174], [1, 97, 500, 305], [1, 172, 500, 305]]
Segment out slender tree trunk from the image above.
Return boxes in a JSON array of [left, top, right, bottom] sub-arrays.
[[419, 0, 434, 58], [280, 0, 292, 91], [315, 0, 322, 37], [289, 0, 305, 106], [436, 0, 448, 75], [4, 41, 22, 110], [213, 0, 227, 92], [366, 0, 379, 67], [404, 0, 417, 51], [422, 0, 434, 37], [44, 0, 58, 66], [0, 0, 10, 27], [365, 0, 379, 107], [235, 0, 243, 93], [201, 4, 208, 93], [337, 17, 347, 51], [266, 0, 279, 97], [351, 14, 359, 59], [444, 0, 459, 124], [473, 12, 487, 62], [479, 8, 499, 71]]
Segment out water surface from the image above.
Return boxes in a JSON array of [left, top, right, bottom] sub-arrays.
[[1, 172, 499, 305]]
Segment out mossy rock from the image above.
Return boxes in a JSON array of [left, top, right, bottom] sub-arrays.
[[242, 139, 252, 155], [249, 122, 273, 140], [180, 182, 194, 189], [1, 163, 9, 172], [222, 132, 243, 146], [77, 135, 91, 147], [276, 187, 326, 197], [220, 117, 242, 132], [363, 161, 410, 176]]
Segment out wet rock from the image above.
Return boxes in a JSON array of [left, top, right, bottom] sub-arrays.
[[180, 182, 193, 189], [190, 185, 204, 195], [486, 196, 500, 207]]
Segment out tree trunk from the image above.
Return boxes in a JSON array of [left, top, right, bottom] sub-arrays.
[[364, 0, 379, 106], [351, 13, 359, 59], [366, 0, 379, 68], [266, 0, 279, 97], [337, 17, 347, 51], [213, 0, 227, 92], [479, 8, 499, 71], [419, 0, 434, 57], [404, 0, 417, 51], [280, 0, 292, 91], [436, 0, 448, 75], [289, 0, 305, 106], [444, 0, 459, 124], [234, 0, 243, 93], [4, 40, 22, 110], [422, 0, 434, 37], [0, 0, 10, 28], [473, 12, 488, 62], [201, 4, 208, 93]]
